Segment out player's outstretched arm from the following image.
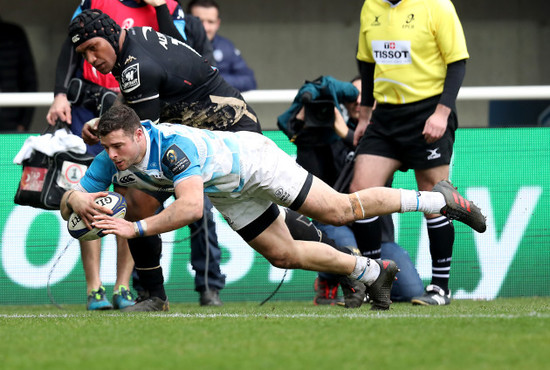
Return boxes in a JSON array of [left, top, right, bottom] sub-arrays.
[[93, 176, 205, 238]]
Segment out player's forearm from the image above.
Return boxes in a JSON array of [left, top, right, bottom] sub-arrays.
[[60, 190, 76, 220], [358, 60, 375, 107], [143, 0, 166, 7], [135, 197, 204, 237], [439, 59, 466, 109], [154, 1, 186, 42]]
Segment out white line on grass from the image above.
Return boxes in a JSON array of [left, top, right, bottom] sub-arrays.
[[1, 312, 549, 319]]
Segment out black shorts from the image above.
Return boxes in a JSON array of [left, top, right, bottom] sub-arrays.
[[356, 95, 458, 171]]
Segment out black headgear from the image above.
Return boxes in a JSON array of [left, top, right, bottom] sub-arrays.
[[68, 9, 121, 52]]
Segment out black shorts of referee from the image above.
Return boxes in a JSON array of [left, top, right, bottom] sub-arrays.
[[356, 94, 458, 172]]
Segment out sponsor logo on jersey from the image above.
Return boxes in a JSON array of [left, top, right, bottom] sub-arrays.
[[121, 18, 134, 30], [158, 32, 169, 50], [403, 13, 415, 29], [124, 55, 137, 65], [371, 40, 412, 65], [162, 145, 191, 175], [120, 64, 140, 92], [118, 174, 137, 185], [275, 188, 291, 203], [427, 148, 442, 160], [371, 15, 381, 26]]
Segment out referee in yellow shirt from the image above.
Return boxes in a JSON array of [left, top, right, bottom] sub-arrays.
[[350, 0, 469, 306]]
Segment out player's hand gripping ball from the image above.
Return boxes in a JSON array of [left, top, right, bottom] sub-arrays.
[[67, 192, 127, 241]]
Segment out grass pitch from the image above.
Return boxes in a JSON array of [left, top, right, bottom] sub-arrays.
[[1, 297, 549, 370]]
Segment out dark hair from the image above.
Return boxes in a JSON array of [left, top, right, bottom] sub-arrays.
[[187, 0, 220, 14], [97, 105, 141, 138]]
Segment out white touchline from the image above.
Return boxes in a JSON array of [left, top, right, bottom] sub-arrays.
[[1, 312, 549, 319]]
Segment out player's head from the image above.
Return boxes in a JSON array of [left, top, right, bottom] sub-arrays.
[[187, 0, 220, 41], [98, 105, 145, 170], [69, 9, 121, 74], [98, 105, 141, 138], [69, 9, 121, 50]]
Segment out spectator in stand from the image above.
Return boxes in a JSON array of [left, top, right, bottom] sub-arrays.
[[0, 18, 37, 132], [187, 0, 257, 92]]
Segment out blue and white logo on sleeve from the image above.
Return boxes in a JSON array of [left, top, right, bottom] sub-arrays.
[[162, 144, 191, 175]]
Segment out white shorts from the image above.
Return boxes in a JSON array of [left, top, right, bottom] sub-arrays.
[[207, 132, 311, 237]]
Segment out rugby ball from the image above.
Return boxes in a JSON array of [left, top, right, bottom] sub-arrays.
[[67, 192, 127, 241]]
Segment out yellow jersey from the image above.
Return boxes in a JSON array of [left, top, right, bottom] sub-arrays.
[[357, 0, 469, 104]]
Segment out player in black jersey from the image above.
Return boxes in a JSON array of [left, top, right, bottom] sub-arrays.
[[69, 9, 261, 310], [48, 0, 219, 311], [68, 10, 486, 312], [68, 10, 381, 311], [113, 25, 260, 133], [74, 12, 260, 135]]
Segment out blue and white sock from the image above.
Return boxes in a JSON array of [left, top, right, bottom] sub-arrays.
[[400, 189, 445, 214], [349, 256, 380, 286]]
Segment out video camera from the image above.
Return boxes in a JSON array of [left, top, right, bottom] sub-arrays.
[[303, 100, 335, 128], [285, 95, 337, 146]]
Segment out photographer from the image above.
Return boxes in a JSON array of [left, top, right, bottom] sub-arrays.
[[278, 76, 424, 304], [278, 76, 356, 187]]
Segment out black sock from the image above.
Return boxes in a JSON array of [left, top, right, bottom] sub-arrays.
[[135, 267, 166, 301], [128, 235, 166, 300], [352, 217, 381, 259], [427, 216, 455, 293]]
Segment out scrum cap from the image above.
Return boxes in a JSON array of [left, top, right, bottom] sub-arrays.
[[68, 9, 121, 52]]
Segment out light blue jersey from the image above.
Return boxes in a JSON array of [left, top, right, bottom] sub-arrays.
[[80, 121, 244, 194], [80, 120, 310, 232]]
